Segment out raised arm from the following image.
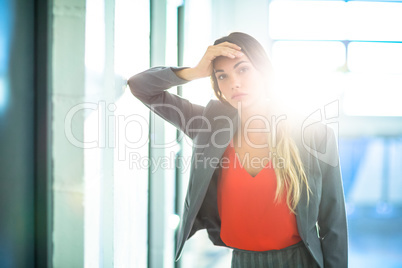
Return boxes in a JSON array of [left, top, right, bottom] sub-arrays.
[[128, 66, 204, 140], [128, 42, 244, 140]]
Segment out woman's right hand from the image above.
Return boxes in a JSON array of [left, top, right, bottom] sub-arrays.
[[174, 42, 244, 81]]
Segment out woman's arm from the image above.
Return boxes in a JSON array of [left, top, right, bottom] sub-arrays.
[[128, 42, 243, 140], [128, 66, 205, 140], [316, 127, 348, 268]]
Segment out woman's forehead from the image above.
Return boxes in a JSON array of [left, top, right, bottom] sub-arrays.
[[213, 55, 251, 70]]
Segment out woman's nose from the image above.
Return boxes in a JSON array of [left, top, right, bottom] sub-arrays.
[[230, 76, 241, 90]]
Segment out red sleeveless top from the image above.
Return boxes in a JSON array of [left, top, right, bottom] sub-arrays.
[[217, 138, 302, 251]]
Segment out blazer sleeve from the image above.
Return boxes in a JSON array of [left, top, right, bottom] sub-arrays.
[[128, 66, 206, 140], [316, 126, 349, 268]]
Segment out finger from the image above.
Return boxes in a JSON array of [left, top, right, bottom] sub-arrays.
[[204, 46, 243, 62], [218, 41, 242, 50], [217, 47, 244, 58]]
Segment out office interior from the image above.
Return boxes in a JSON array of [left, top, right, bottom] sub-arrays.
[[1, 0, 402, 267]]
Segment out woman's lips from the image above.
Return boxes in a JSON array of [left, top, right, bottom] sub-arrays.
[[232, 93, 248, 100]]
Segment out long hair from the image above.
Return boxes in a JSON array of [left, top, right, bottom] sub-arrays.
[[211, 32, 311, 214]]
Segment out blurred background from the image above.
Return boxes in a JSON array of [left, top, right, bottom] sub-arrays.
[[1, 0, 402, 267]]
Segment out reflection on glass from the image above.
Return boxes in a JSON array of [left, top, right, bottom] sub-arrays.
[[0, 76, 9, 115]]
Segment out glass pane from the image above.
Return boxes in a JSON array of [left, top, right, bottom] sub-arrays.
[[269, 1, 346, 40], [343, 73, 402, 116], [274, 71, 346, 115], [346, 2, 402, 41], [269, 1, 402, 42], [113, 0, 150, 267], [348, 42, 402, 74], [272, 41, 346, 73], [272, 41, 346, 114]]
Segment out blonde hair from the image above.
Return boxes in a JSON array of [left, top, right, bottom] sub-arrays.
[[268, 118, 311, 214]]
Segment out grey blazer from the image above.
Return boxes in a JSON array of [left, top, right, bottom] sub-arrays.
[[128, 66, 348, 268]]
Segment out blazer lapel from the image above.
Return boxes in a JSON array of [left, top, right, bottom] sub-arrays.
[[187, 102, 239, 220]]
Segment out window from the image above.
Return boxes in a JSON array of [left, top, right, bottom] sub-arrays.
[[269, 0, 402, 116]]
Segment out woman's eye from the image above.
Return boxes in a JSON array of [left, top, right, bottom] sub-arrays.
[[239, 67, 249, 73], [218, 74, 226, 80]]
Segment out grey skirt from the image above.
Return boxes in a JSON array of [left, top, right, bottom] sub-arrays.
[[230, 241, 319, 268]]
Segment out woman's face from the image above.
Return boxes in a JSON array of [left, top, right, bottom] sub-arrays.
[[213, 54, 267, 111]]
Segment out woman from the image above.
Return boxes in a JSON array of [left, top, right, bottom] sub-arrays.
[[128, 32, 348, 268]]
